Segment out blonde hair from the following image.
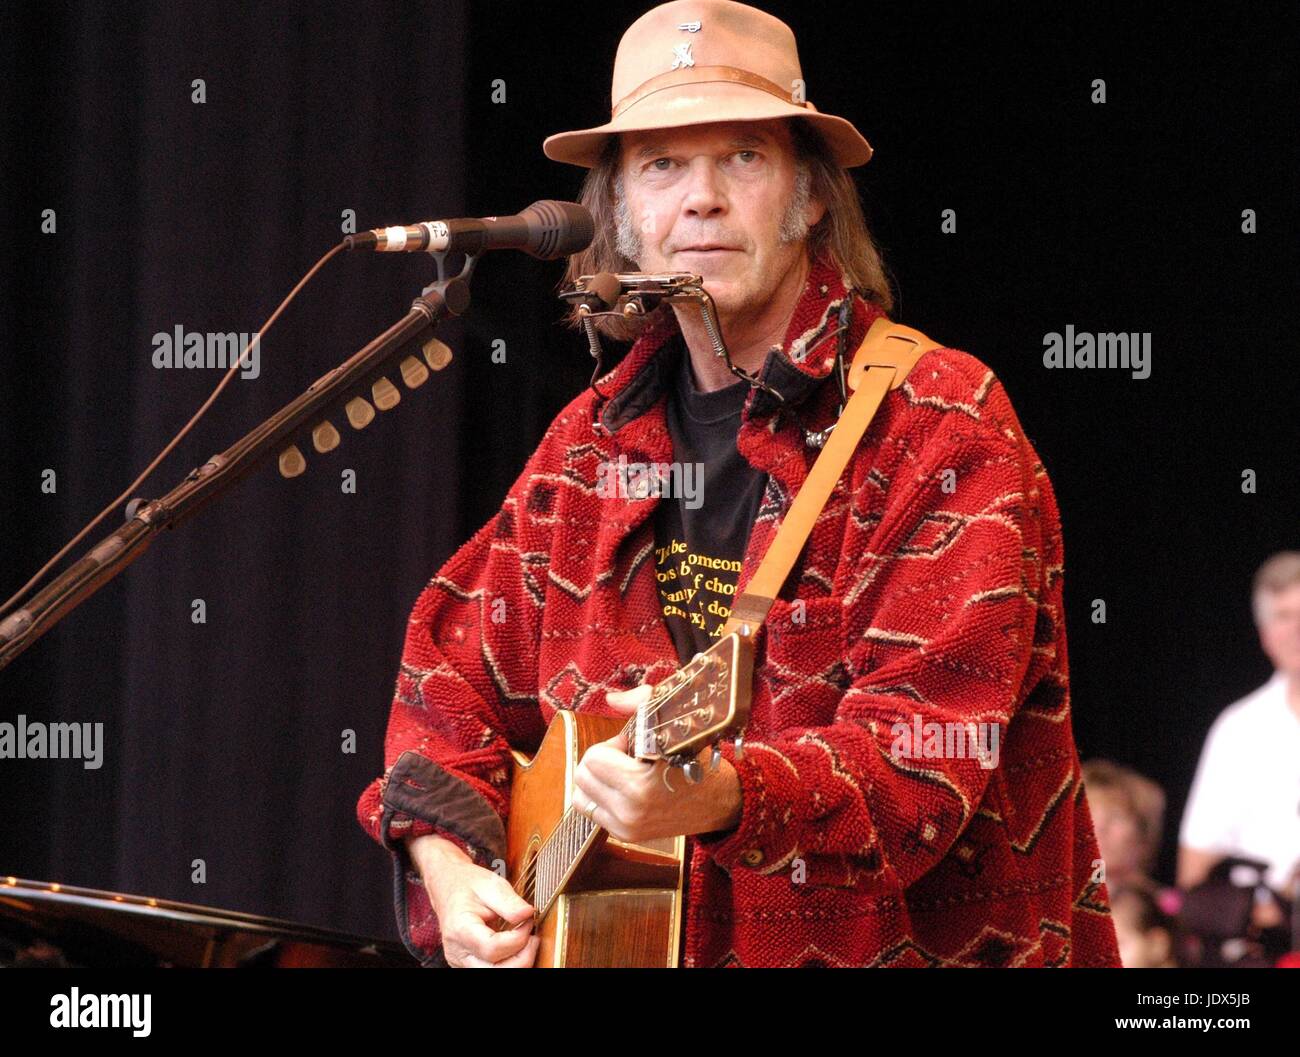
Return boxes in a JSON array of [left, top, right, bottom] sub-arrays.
[[556, 117, 896, 342], [1082, 758, 1166, 875]]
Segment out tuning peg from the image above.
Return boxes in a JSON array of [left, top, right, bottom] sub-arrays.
[[278, 445, 306, 478], [709, 745, 722, 772], [682, 758, 703, 784], [422, 336, 452, 371], [399, 354, 430, 388], [371, 376, 400, 410], [345, 396, 375, 429], [311, 420, 340, 453]]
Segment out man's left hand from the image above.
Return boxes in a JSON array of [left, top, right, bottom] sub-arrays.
[[572, 683, 743, 844]]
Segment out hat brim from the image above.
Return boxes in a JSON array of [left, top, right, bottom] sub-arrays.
[[543, 80, 873, 168]]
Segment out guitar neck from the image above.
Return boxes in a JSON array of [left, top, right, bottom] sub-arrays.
[[525, 715, 637, 919], [517, 629, 754, 923]]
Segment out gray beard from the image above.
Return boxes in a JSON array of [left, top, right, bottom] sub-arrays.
[[613, 162, 812, 265]]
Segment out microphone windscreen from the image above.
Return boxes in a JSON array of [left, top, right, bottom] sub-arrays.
[[586, 272, 623, 309], [523, 200, 595, 258]]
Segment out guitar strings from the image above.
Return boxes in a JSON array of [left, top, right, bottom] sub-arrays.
[[504, 680, 733, 917], [507, 817, 600, 918], [508, 713, 641, 912], [518, 700, 709, 893]]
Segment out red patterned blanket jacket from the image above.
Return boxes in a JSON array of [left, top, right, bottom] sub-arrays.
[[356, 251, 1122, 968]]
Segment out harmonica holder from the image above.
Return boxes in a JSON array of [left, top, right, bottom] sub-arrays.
[[559, 272, 856, 448]]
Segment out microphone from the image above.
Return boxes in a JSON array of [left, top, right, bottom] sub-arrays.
[[345, 200, 593, 260]]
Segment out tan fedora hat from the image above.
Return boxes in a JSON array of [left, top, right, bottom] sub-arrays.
[[542, 0, 873, 169]]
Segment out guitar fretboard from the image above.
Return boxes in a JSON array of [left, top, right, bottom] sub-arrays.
[[529, 715, 638, 916]]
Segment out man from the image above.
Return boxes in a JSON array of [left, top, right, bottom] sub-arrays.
[[356, 0, 1121, 968], [1178, 551, 1300, 897]]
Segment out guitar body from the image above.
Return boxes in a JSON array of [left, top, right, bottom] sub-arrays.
[[507, 710, 686, 967]]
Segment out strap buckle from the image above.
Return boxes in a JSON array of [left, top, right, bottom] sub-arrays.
[[847, 321, 939, 393]]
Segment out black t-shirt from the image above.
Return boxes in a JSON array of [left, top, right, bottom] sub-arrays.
[[653, 339, 769, 664]]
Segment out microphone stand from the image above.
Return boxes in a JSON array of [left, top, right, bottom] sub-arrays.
[[0, 272, 472, 671]]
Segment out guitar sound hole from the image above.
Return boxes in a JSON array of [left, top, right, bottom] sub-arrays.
[[518, 839, 541, 904]]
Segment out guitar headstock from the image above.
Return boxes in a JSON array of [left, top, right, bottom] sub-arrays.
[[633, 631, 754, 763]]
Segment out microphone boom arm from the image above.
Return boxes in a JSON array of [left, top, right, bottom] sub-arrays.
[[0, 276, 471, 671]]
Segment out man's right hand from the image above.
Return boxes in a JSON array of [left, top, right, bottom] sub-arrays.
[[408, 834, 538, 968]]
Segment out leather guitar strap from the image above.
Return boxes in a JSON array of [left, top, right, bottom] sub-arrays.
[[720, 317, 942, 641]]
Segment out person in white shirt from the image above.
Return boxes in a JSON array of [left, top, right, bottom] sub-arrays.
[[1178, 551, 1300, 896]]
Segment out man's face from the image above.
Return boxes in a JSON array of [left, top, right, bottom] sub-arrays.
[[1258, 582, 1300, 675], [615, 119, 824, 322]]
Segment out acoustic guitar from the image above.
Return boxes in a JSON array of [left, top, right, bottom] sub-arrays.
[[497, 628, 754, 967]]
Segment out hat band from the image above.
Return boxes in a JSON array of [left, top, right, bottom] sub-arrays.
[[611, 64, 806, 119]]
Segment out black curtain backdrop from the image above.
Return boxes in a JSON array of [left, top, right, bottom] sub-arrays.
[[1, 0, 1297, 945]]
